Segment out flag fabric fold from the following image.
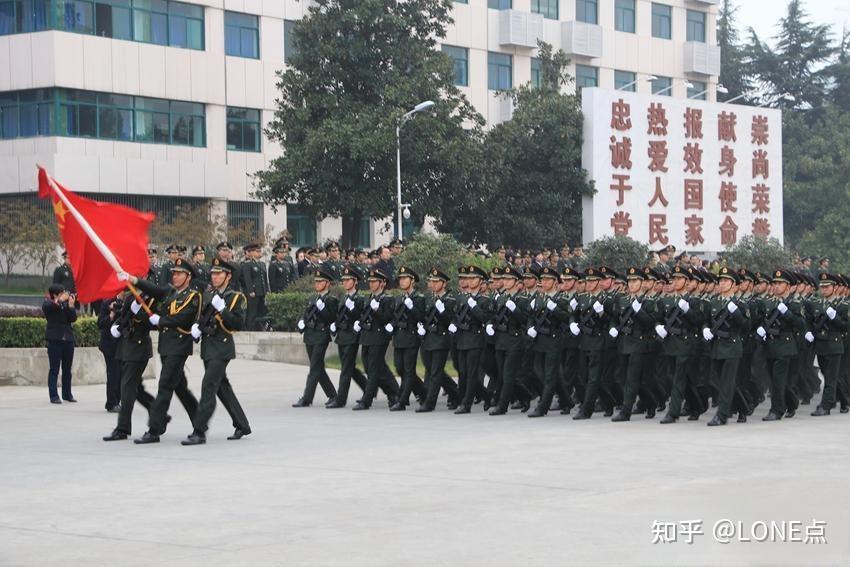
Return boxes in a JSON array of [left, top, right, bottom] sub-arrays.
[[38, 168, 155, 303]]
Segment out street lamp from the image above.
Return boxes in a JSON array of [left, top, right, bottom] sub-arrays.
[[617, 75, 657, 92], [396, 100, 434, 241]]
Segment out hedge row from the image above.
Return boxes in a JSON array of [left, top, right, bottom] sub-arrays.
[[0, 317, 99, 348]]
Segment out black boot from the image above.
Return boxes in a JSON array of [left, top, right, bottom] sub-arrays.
[[707, 415, 726, 426], [489, 407, 507, 415], [352, 401, 370, 411], [227, 428, 251, 440], [133, 431, 160, 444], [811, 406, 830, 416], [181, 432, 206, 446], [762, 411, 782, 421], [389, 402, 406, 411], [292, 398, 311, 408], [611, 410, 630, 422], [415, 404, 434, 413], [660, 414, 677, 424], [103, 429, 128, 441], [527, 406, 546, 418], [454, 405, 471, 414]]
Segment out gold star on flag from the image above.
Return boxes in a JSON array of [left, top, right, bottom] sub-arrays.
[[53, 199, 69, 229]]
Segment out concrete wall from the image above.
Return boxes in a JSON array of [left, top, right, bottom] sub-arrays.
[[0, 346, 159, 387]]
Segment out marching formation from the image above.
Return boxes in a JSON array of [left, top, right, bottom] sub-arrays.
[[294, 261, 850, 426]]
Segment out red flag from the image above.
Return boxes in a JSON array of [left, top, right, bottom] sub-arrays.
[[38, 168, 155, 303]]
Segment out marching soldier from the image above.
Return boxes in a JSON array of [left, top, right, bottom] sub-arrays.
[[451, 265, 492, 414], [352, 269, 400, 410], [241, 243, 269, 331], [328, 266, 369, 408], [125, 259, 202, 444], [268, 243, 296, 292], [416, 268, 461, 412], [293, 266, 339, 407], [182, 258, 251, 444], [389, 266, 427, 410], [557, 267, 583, 414], [488, 265, 531, 415], [808, 273, 848, 416], [191, 245, 210, 292], [571, 267, 614, 420]]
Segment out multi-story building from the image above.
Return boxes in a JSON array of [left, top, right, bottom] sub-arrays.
[[0, 0, 719, 252]]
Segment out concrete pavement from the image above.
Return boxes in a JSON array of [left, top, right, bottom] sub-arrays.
[[1, 357, 849, 566]]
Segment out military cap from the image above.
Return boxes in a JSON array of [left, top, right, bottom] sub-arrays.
[[539, 265, 558, 279], [738, 268, 755, 282], [770, 269, 794, 284], [496, 245, 506, 253], [216, 241, 233, 251], [165, 244, 178, 253], [561, 266, 580, 280], [643, 267, 657, 281], [272, 244, 288, 253], [598, 265, 616, 279], [490, 266, 503, 279], [389, 238, 403, 247], [147, 247, 157, 255], [671, 265, 692, 280], [396, 266, 419, 283], [243, 243, 261, 252], [210, 257, 236, 274], [170, 258, 196, 278], [584, 267, 601, 281], [819, 257, 830, 264], [626, 266, 646, 280], [428, 267, 450, 282], [324, 241, 340, 251], [522, 266, 541, 280], [502, 266, 522, 279], [176, 244, 187, 253], [341, 265, 360, 280], [462, 264, 488, 279], [368, 268, 389, 282], [818, 272, 840, 286], [614, 270, 627, 283], [313, 266, 336, 282], [718, 266, 739, 284], [191, 245, 205, 256]]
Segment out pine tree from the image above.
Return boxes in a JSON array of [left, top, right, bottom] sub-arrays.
[[716, 0, 753, 103]]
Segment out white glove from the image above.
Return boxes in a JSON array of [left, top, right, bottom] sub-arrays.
[[655, 324, 668, 339], [353, 321, 362, 332], [777, 302, 788, 314], [190, 323, 202, 339], [527, 327, 538, 338], [130, 301, 142, 314], [827, 307, 837, 320], [530, 299, 536, 310], [631, 299, 641, 313], [569, 298, 578, 310], [727, 302, 738, 314], [608, 327, 619, 338], [330, 322, 337, 333], [569, 322, 581, 336], [315, 298, 325, 311], [384, 323, 394, 333], [702, 328, 714, 341], [677, 298, 690, 313], [435, 299, 445, 313], [448, 323, 457, 334], [148, 314, 160, 327], [370, 298, 380, 311], [593, 301, 603, 314], [109, 324, 121, 338], [417, 323, 426, 337], [211, 294, 226, 312], [467, 297, 476, 309], [297, 319, 305, 330], [485, 324, 495, 336], [804, 331, 815, 343], [404, 297, 414, 310], [117, 271, 129, 281], [345, 298, 356, 311], [756, 326, 766, 338], [506, 299, 516, 312], [546, 299, 557, 311]]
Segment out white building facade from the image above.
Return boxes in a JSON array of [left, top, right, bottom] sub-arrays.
[[0, 0, 720, 250]]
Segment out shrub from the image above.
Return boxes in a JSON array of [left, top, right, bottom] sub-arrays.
[[266, 292, 313, 331], [0, 316, 99, 347], [581, 235, 649, 274], [724, 235, 793, 273]]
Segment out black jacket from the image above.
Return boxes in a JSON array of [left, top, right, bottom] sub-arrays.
[[42, 299, 77, 342], [97, 299, 121, 351]]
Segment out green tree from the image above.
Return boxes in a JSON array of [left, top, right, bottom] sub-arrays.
[[23, 203, 60, 278], [0, 200, 32, 285], [151, 202, 218, 249], [746, 0, 836, 109], [717, 0, 753, 103], [826, 27, 850, 111], [255, 0, 483, 249], [581, 236, 649, 274], [439, 42, 592, 249], [724, 235, 792, 273]]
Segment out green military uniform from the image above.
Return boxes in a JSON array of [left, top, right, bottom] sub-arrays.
[[574, 268, 617, 419], [330, 266, 369, 407], [354, 269, 400, 409], [52, 257, 76, 294], [489, 266, 531, 414], [183, 258, 251, 444], [294, 266, 339, 406], [808, 273, 848, 414], [527, 266, 570, 417], [418, 268, 460, 412], [268, 253, 296, 292], [390, 266, 426, 409], [241, 244, 269, 331], [452, 265, 492, 413], [133, 258, 202, 443]]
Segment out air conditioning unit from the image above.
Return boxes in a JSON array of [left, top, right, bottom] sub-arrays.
[[562, 21, 603, 59], [684, 42, 721, 76], [498, 10, 543, 49]]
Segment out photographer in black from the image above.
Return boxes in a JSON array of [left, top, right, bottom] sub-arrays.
[[42, 284, 77, 404]]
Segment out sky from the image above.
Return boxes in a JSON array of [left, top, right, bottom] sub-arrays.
[[735, 0, 849, 44]]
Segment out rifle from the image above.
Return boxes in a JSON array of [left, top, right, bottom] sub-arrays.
[[615, 292, 648, 333], [579, 292, 605, 334], [812, 299, 841, 335], [664, 293, 691, 336], [196, 291, 222, 342], [707, 296, 737, 340], [533, 293, 561, 335]]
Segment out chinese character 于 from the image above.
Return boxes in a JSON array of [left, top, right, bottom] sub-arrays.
[[648, 140, 669, 173], [719, 181, 738, 213], [752, 217, 771, 237], [610, 174, 632, 206], [719, 146, 737, 176], [647, 103, 668, 136], [685, 215, 705, 246], [683, 143, 704, 174], [610, 136, 633, 170], [753, 149, 769, 179], [752, 115, 769, 145], [649, 213, 669, 245], [684, 179, 704, 210], [611, 99, 632, 131], [610, 211, 633, 236], [648, 177, 669, 208], [720, 216, 739, 246], [752, 183, 770, 214], [718, 111, 737, 142]]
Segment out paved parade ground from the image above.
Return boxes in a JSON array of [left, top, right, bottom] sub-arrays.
[[2, 357, 849, 567]]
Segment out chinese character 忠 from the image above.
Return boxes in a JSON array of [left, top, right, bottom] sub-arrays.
[[611, 99, 632, 131]]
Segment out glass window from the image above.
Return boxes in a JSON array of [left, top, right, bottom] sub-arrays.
[[488, 52, 512, 90], [61, 0, 94, 34], [651, 3, 671, 39], [487, 0, 510, 9], [530, 57, 541, 88], [284, 19, 297, 64], [687, 10, 706, 42], [0, 2, 15, 35], [442, 45, 468, 87], [531, 0, 557, 20], [575, 64, 598, 89], [167, 1, 203, 49], [226, 106, 261, 152], [133, 0, 168, 45], [15, 0, 51, 33], [615, 70, 636, 91], [95, 0, 132, 40], [615, 0, 635, 33], [576, 0, 597, 24], [286, 204, 316, 249], [651, 76, 672, 96], [688, 80, 707, 100], [225, 11, 258, 58]]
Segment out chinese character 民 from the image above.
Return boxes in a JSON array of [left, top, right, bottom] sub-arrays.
[[649, 214, 669, 245]]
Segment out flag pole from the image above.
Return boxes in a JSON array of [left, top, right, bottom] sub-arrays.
[[37, 165, 152, 315]]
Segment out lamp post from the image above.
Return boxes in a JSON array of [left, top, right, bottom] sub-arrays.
[[395, 100, 434, 241], [617, 75, 657, 92]]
